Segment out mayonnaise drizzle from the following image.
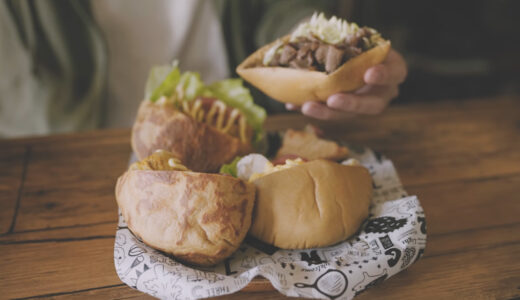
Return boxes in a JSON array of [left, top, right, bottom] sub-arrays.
[[166, 97, 249, 143]]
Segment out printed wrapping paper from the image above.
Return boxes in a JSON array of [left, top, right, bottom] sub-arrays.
[[114, 146, 427, 299]]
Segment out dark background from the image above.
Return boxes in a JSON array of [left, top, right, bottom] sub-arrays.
[[349, 0, 520, 103]]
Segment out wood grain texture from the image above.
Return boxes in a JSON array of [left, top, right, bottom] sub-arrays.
[[266, 97, 520, 187], [0, 221, 116, 244], [0, 145, 28, 234], [0, 97, 519, 299], [0, 238, 120, 299], [407, 174, 520, 235], [13, 142, 130, 232]]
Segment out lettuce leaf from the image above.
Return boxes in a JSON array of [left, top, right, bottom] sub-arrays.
[[145, 63, 266, 148], [205, 79, 266, 144], [219, 156, 242, 177], [145, 61, 204, 102]]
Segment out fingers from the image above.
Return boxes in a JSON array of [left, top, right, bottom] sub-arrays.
[[326, 85, 398, 115], [364, 50, 407, 86], [285, 103, 301, 112], [301, 101, 355, 121]]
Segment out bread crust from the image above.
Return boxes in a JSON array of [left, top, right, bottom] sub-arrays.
[[115, 170, 255, 266], [237, 35, 391, 105], [131, 101, 253, 172], [249, 160, 372, 249]]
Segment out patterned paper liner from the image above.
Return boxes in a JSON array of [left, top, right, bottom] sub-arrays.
[[114, 146, 427, 299]]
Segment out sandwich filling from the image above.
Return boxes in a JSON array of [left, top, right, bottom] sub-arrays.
[[263, 12, 385, 73], [145, 62, 266, 146], [129, 150, 189, 171], [156, 96, 252, 144], [221, 153, 306, 182]]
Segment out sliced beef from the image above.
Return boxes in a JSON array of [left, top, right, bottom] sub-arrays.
[[314, 44, 329, 65], [296, 42, 312, 60], [264, 27, 377, 73], [325, 46, 345, 73], [289, 52, 315, 70], [279, 45, 297, 65]]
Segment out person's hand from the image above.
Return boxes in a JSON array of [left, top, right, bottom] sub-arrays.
[[286, 49, 407, 120]]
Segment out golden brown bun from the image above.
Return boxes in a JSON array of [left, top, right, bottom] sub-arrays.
[[249, 160, 372, 249], [131, 101, 253, 172], [115, 170, 255, 266], [237, 35, 391, 105], [276, 127, 349, 161]]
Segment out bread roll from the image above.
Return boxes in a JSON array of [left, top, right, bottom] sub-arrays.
[[131, 101, 252, 172], [249, 159, 372, 249], [116, 170, 255, 266]]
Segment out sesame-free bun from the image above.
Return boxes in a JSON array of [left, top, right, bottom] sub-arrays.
[[249, 159, 372, 249], [131, 101, 252, 172], [115, 169, 255, 266], [237, 35, 391, 105]]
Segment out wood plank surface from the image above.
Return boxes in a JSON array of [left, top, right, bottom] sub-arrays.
[[267, 97, 520, 187], [0, 145, 28, 234], [0, 97, 519, 299], [0, 238, 120, 299]]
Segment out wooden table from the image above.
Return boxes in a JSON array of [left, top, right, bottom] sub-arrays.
[[1, 96, 519, 299]]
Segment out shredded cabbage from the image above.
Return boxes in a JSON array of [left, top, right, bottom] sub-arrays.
[[290, 12, 364, 45]]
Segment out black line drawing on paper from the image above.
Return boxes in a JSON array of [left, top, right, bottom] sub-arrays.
[[397, 228, 417, 241], [369, 239, 382, 255], [115, 232, 127, 246], [129, 244, 147, 257], [129, 263, 150, 286], [300, 250, 327, 266], [294, 269, 348, 300], [385, 248, 402, 268], [400, 247, 417, 269], [114, 246, 126, 277], [240, 256, 258, 269], [379, 235, 394, 250], [417, 216, 427, 234], [364, 216, 407, 234], [149, 253, 178, 266], [142, 264, 183, 299], [352, 268, 388, 296], [187, 270, 225, 284]]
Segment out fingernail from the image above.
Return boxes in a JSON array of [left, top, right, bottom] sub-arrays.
[[366, 67, 383, 83], [327, 95, 340, 107]]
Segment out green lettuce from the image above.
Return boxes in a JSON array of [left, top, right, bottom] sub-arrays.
[[205, 79, 266, 144], [219, 156, 241, 177], [145, 61, 204, 102], [144, 62, 266, 148]]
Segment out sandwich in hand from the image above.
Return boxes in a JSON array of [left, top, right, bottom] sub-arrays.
[[237, 12, 391, 104], [221, 154, 372, 249], [132, 62, 266, 172], [115, 150, 256, 266]]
